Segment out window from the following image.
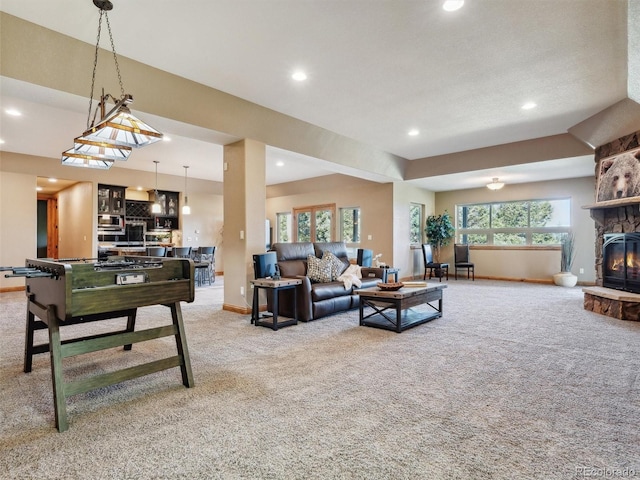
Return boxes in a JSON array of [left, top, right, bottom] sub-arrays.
[[340, 207, 361, 244], [276, 212, 292, 243], [456, 198, 571, 245], [293, 204, 336, 242], [409, 203, 423, 244]]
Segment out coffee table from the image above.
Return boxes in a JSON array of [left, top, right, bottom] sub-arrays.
[[355, 284, 446, 333]]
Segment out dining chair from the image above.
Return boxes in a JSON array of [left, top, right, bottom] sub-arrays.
[[454, 243, 475, 280], [421, 244, 448, 282]]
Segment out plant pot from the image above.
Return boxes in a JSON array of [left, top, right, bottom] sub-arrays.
[[553, 272, 578, 287]]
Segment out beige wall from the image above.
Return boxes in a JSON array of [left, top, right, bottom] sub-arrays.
[[267, 174, 396, 266], [0, 171, 37, 289], [57, 181, 94, 259], [435, 176, 597, 283]]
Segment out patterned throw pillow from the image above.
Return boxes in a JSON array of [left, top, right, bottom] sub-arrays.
[[323, 251, 347, 280], [307, 255, 332, 283]]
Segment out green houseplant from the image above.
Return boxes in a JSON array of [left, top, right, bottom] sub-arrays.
[[425, 211, 455, 263], [553, 232, 577, 287]]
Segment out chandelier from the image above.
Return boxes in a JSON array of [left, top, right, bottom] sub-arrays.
[[61, 0, 162, 169]]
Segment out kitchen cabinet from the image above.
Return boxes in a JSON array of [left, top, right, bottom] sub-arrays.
[[151, 190, 179, 230], [98, 184, 126, 215]]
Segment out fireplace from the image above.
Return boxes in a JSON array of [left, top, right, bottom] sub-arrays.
[[602, 233, 640, 293]]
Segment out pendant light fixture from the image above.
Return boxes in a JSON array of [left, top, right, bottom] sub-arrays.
[[487, 177, 505, 190], [61, 0, 162, 169], [152, 161, 162, 214], [182, 166, 191, 215]]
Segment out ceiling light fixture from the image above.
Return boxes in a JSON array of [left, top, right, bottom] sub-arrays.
[[182, 166, 191, 216], [61, 0, 162, 169], [522, 102, 537, 110], [5, 109, 22, 116], [152, 161, 162, 214], [487, 177, 505, 190], [443, 0, 464, 12], [292, 71, 307, 81], [408, 129, 420, 136]]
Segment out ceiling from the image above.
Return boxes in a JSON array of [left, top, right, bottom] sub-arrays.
[[0, 0, 630, 191]]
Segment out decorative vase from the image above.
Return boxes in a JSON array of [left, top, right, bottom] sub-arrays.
[[553, 272, 578, 287]]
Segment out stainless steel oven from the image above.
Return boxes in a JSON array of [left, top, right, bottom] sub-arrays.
[[97, 215, 124, 234]]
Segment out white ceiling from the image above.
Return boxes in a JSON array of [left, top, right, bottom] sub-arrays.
[[0, 0, 629, 190]]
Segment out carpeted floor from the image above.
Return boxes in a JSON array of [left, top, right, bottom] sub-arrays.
[[0, 278, 639, 479]]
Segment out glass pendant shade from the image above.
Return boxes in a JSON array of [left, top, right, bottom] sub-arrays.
[[61, 152, 113, 169], [181, 166, 191, 215], [79, 101, 163, 148], [151, 160, 162, 213], [68, 138, 131, 161], [151, 200, 162, 214]]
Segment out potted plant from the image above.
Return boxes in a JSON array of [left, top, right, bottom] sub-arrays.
[[553, 232, 578, 287], [425, 211, 455, 268]]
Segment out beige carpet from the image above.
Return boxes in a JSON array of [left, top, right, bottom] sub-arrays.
[[1, 278, 639, 479]]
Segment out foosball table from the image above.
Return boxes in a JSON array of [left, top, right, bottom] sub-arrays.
[[4, 256, 195, 432]]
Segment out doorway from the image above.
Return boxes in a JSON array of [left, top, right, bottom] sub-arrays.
[[37, 196, 58, 259]]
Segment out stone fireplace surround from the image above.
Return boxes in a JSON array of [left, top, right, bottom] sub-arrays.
[[583, 130, 640, 321]]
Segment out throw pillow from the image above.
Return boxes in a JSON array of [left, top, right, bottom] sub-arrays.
[[323, 251, 347, 280], [307, 254, 332, 283]]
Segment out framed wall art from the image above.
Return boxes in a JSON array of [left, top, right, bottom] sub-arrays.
[[595, 146, 640, 204]]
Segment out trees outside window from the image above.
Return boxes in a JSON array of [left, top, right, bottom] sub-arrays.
[[457, 198, 571, 245], [340, 207, 360, 244], [293, 204, 336, 242], [410, 203, 423, 244]]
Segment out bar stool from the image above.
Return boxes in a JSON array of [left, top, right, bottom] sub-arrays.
[[146, 246, 167, 257], [193, 247, 215, 286]]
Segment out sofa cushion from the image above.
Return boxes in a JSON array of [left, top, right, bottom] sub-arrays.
[[322, 251, 347, 280], [312, 282, 353, 301], [307, 255, 332, 283]]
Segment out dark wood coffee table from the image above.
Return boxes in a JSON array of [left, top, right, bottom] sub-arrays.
[[355, 284, 446, 333]]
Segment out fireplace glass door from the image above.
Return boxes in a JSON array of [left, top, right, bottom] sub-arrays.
[[602, 233, 640, 293]]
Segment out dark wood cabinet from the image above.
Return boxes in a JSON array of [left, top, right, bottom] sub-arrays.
[[98, 184, 126, 215], [151, 190, 179, 231]]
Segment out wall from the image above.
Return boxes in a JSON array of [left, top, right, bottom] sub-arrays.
[[0, 171, 37, 290], [435, 176, 596, 283], [392, 182, 435, 279], [57, 182, 94, 259], [267, 174, 394, 262]]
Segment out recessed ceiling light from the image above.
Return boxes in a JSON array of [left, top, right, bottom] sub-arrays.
[[0, 139, 5, 144], [522, 102, 537, 110], [5, 108, 22, 116], [162, 136, 171, 142], [276, 161, 285, 167], [48, 178, 57, 183], [137, 186, 143, 191], [443, 0, 464, 12], [292, 71, 307, 81], [36, 186, 43, 191], [408, 129, 420, 136]]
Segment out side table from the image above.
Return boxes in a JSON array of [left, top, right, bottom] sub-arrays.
[[383, 267, 400, 283], [250, 278, 302, 330]]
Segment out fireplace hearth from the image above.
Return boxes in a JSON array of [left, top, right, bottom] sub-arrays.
[[602, 233, 640, 294]]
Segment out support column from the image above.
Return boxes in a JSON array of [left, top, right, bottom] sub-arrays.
[[222, 139, 267, 313]]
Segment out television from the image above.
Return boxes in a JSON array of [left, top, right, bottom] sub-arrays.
[[253, 252, 278, 279]]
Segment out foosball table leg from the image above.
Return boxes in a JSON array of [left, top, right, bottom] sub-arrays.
[[170, 302, 194, 388], [46, 305, 68, 432], [123, 310, 138, 351], [24, 306, 36, 373]]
